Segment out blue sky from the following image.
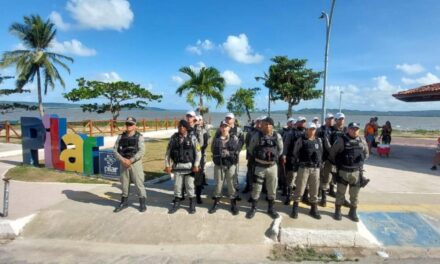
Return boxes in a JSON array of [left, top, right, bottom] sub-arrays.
[[1, 0, 440, 112]]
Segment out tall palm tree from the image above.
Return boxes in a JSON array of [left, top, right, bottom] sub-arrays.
[[176, 66, 225, 117], [0, 15, 73, 117]]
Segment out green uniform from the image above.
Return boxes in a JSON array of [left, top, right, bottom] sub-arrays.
[[248, 131, 283, 201], [113, 132, 146, 198], [329, 134, 368, 207], [165, 132, 201, 198]]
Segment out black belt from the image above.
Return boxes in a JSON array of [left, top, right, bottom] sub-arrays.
[[299, 163, 321, 168], [340, 167, 359, 172]]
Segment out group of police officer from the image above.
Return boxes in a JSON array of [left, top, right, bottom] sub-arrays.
[[112, 110, 369, 223]]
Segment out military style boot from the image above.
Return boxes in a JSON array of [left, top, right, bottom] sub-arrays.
[[188, 198, 196, 214], [230, 198, 239, 215], [284, 187, 292, 205], [208, 197, 220, 214], [246, 199, 257, 219], [168, 198, 180, 214], [334, 204, 342, 220], [267, 199, 279, 219], [348, 206, 359, 222], [328, 184, 336, 197], [139, 197, 147, 213], [113, 196, 128, 213], [195, 186, 203, 204], [309, 203, 322, 220], [319, 189, 327, 207], [301, 189, 310, 205], [291, 202, 299, 219]]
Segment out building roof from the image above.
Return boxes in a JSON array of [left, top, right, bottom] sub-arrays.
[[392, 83, 440, 102]]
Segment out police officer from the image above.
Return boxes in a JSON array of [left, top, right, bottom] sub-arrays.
[[246, 117, 283, 219], [197, 115, 210, 186], [278, 118, 295, 196], [113, 117, 147, 213], [282, 116, 307, 205], [222, 113, 244, 191], [329, 122, 369, 222], [291, 122, 323, 219], [185, 110, 205, 204], [165, 119, 201, 214], [209, 120, 241, 215], [316, 113, 335, 207], [243, 117, 264, 193]]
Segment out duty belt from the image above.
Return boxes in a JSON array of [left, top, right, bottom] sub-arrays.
[[299, 162, 321, 168], [255, 158, 276, 168]]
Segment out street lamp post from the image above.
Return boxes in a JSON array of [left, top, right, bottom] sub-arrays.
[[339, 89, 343, 113], [320, 0, 336, 122]]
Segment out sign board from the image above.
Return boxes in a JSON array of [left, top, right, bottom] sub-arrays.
[[99, 151, 121, 179]]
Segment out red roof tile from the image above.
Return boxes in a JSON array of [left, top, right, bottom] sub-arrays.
[[393, 83, 440, 102]]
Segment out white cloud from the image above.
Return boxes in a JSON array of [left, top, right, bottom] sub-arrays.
[[436, 65, 440, 71], [222, 70, 242, 86], [222, 34, 263, 64], [186, 39, 214, 55], [189, 61, 206, 72], [49, 11, 71, 31], [401, 72, 440, 86], [13, 43, 26, 50], [66, 0, 133, 31], [396, 63, 425, 75], [96, 72, 122, 82], [49, 39, 96, 56], [171, 75, 184, 85]]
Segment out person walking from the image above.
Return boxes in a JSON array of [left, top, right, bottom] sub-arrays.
[[379, 121, 392, 145], [364, 118, 376, 153], [246, 117, 283, 219], [165, 120, 201, 214], [290, 122, 323, 219], [209, 121, 241, 215], [113, 117, 147, 213], [329, 122, 369, 222]]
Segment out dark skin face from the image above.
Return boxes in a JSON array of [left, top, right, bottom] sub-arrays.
[[297, 120, 306, 128], [336, 118, 345, 127], [178, 125, 188, 135], [325, 118, 334, 127], [348, 127, 360, 138]]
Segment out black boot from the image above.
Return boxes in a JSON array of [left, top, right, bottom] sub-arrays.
[[189, 198, 196, 214], [319, 189, 327, 207], [195, 186, 203, 204], [431, 165, 437, 170], [309, 203, 321, 220], [246, 199, 257, 219], [291, 201, 299, 219], [208, 197, 220, 214], [202, 172, 208, 186], [348, 206, 359, 222], [284, 187, 292, 205], [139, 197, 147, 213], [301, 189, 310, 205], [267, 199, 279, 219], [230, 198, 239, 215], [169, 198, 180, 214], [334, 204, 342, 220], [328, 185, 336, 197], [113, 196, 128, 213]]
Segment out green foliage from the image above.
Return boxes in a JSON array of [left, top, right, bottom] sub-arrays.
[[176, 66, 225, 116], [0, 15, 73, 116], [64, 78, 162, 120], [264, 56, 322, 118], [0, 74, 36, 113], [227, 87, 260, 122]]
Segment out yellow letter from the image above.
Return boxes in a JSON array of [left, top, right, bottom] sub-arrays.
[[60, 134, 84, 173]]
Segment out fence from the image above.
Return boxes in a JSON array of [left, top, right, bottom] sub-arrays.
[[0, 116, 212, 143]]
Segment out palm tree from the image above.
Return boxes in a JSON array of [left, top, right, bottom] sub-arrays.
[[176, 66, 225, 117], [0, 15, 73, 117]]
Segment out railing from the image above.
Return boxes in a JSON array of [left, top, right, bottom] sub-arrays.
[[0, 116, 208, 142]]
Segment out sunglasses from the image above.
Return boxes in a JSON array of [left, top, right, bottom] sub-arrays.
[[125, 122, 135, 126]]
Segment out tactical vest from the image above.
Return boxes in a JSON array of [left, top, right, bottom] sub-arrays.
[[117, 131, 140, 159], [330, 126, 347, 145], [298, 137, 323, 166], [169, 133, 195, 164], [287, 128, 305, 157], [336, 134, 364, 171], [254, 131, 279, 162], [212, 135, 239, 167]]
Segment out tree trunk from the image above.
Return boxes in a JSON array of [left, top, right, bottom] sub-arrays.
[[36, 67, 44, 117], [199, 96, 204, 117], [267, 88, 271, 117], [287, 103, 293, 119], [245, 107, 251, 124]]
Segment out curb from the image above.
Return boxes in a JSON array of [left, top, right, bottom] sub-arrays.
[[0, 214, 35, 239]]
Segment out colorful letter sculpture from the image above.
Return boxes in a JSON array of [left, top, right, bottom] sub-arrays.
[[21, 117, 46, 166], [21, 115, 106, 175]]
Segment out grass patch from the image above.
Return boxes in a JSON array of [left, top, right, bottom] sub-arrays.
[[6, 165, 111, 184], [269, 245, 358, 262]]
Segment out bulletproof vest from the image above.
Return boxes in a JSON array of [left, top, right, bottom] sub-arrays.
[[169, 133, 195, 164], [318, 125, 334, 139], [117, 131, 140, 159], [212, 135, 239, 167], [202, 129, 210, 150], [298, 137, 323, 166], [254, 131, 279, 162], [336, 134, 364, 170], [330, 126, 347, 145], [287, 128, 305, 157]]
